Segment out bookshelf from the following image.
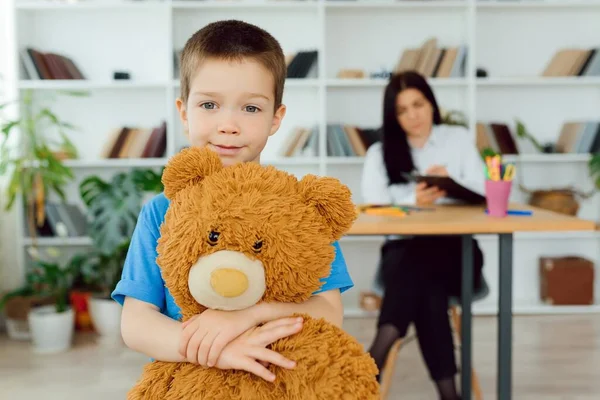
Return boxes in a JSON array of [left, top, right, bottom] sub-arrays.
[[6, 0, 600, 317]]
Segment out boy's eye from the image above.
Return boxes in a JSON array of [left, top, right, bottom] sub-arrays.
[[245, 105, 259, 113], [200, 102, 217, 110]]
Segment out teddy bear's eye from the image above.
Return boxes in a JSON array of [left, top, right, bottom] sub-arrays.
[[208, 231, 220, 245], [253, 239, 263, 253]]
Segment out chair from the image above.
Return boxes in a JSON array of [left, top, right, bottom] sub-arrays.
[[360, 271, 488, 400]]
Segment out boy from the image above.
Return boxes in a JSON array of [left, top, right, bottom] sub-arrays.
[[112, 20, 354, 383]]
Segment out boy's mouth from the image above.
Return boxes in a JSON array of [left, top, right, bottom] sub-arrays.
[[210, 143, 243, 156]]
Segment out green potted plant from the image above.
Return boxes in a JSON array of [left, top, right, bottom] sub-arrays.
[[0, 90, 79, 239], [76, 168, 163, 342], [590, 152, 600, 190], [515, 119, 554, 153], [1, 90, 79, 340], [0, 274, 54, 341], [441, 108, 468, 128], [26, 256, 80, 353]]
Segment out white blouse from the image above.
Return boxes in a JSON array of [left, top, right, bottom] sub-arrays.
[[361, 124, 486, 205]]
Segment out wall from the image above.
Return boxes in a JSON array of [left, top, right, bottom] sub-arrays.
[[0, 0, 21, 302]]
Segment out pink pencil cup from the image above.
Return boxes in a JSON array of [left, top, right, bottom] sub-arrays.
[[485, 180, 512, 217]]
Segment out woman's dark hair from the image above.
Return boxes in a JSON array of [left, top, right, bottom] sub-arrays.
[[382, 70, 442, 184]]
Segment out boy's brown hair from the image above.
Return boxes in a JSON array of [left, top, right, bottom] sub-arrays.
[[179, 20, 286, 110]]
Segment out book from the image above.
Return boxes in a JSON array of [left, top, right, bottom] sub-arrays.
[[401, 173, 486, 205]]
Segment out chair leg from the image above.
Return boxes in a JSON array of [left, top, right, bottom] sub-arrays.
[[379, 338, 403, 400], [450, 306, 484, 400]]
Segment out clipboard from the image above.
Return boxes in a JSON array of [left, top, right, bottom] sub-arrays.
[[401, 172, 486, 205]]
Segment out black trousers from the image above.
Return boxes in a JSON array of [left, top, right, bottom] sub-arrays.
[[377, 236, 484, 381]]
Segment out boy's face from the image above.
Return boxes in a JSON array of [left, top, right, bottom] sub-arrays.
[[176, 57, 286, 167]]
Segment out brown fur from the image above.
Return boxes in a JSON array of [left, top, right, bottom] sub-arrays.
[[127, 146, 379, 399]]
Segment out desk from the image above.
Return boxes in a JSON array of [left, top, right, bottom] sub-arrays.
[[347, 203, 596, 400]]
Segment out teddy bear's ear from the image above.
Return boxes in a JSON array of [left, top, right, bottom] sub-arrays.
[[162, 146, 223, 200], [299, 174, 357, 241]]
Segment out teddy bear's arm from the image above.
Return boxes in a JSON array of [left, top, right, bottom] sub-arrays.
[[127, 361, 183, 400]]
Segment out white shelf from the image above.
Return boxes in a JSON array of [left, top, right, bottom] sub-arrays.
[[62, 157, 322, 169], [172, 0, 318, 9], [477, 0, 600, 9], [18, 80, 168, 90], [326, 78, 467, 87], [476, 77, 600, 87], [22, 236, 93, 247], [503, 153, 593, 163], [172, 78, 319, 88], [324, 0, 468, 9], [326, 156, 365, 164], [16, 1, 168, 10], [63, 158, 168, 169], [261, 157, 320, 166]]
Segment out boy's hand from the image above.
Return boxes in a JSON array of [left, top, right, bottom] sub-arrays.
[[179, 306, 262, 367], [213, 316, 303, 382]]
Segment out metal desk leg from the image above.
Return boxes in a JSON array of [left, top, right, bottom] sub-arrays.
[[498, 233, 513, 399], [461, 235, 473, 399]]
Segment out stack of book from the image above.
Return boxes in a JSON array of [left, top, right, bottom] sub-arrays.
[[394, 37, 468, 78], [555, 121, 600, 153], [279, 124, 382, 158], [286, 50, 318, 78], [25, 202, 87, 239], [20, 47, 85, 80], [476, 122, 519, 155], [326, 124, 381, 157], [477, 120, 600, 155], [541, 48, 600, 77], [279, 126, 319, 157], [100, 121, 167, 159]]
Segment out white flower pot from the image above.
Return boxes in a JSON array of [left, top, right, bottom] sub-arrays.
[[89, 297, 123, 345], [6, 318, 32, 341], [28, 305, 74, 354]]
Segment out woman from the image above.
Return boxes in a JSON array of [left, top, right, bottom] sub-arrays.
[[361, 71, 485, 400]]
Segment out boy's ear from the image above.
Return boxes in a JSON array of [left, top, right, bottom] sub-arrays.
[[175, 97, 189, 135], [298, 174, 357, 241], [162, 146, 223, 200], [269, 104, 286, 136]]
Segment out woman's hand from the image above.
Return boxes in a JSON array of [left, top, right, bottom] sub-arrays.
[[415, 182, 446, 205]]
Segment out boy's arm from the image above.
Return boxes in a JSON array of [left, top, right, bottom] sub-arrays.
[[113, 199, 188, 362], [121, 297, 186, 362], [253, 289, 344, 328]]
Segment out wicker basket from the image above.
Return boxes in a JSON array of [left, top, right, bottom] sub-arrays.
[[528, 189, 581, 216], [520, 185, 594, 216]]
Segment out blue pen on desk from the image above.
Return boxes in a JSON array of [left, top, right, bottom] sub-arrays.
[[485, 209, 532, 216]]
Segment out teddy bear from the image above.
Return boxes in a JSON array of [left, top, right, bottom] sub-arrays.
[[127, 146, 380, 400]]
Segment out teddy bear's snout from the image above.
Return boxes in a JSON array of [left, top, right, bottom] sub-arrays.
[[187, 250, 266, 311], [210, 268, 249, 298]]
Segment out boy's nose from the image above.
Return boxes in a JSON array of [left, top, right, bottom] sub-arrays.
[[218, 124, 240, 135], [218, 111, 240, 134]]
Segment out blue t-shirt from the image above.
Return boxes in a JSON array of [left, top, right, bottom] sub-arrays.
[[111, 192, 354, 320]]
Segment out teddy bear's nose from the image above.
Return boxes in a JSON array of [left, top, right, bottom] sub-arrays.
[[210, 268, 249, 298]]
